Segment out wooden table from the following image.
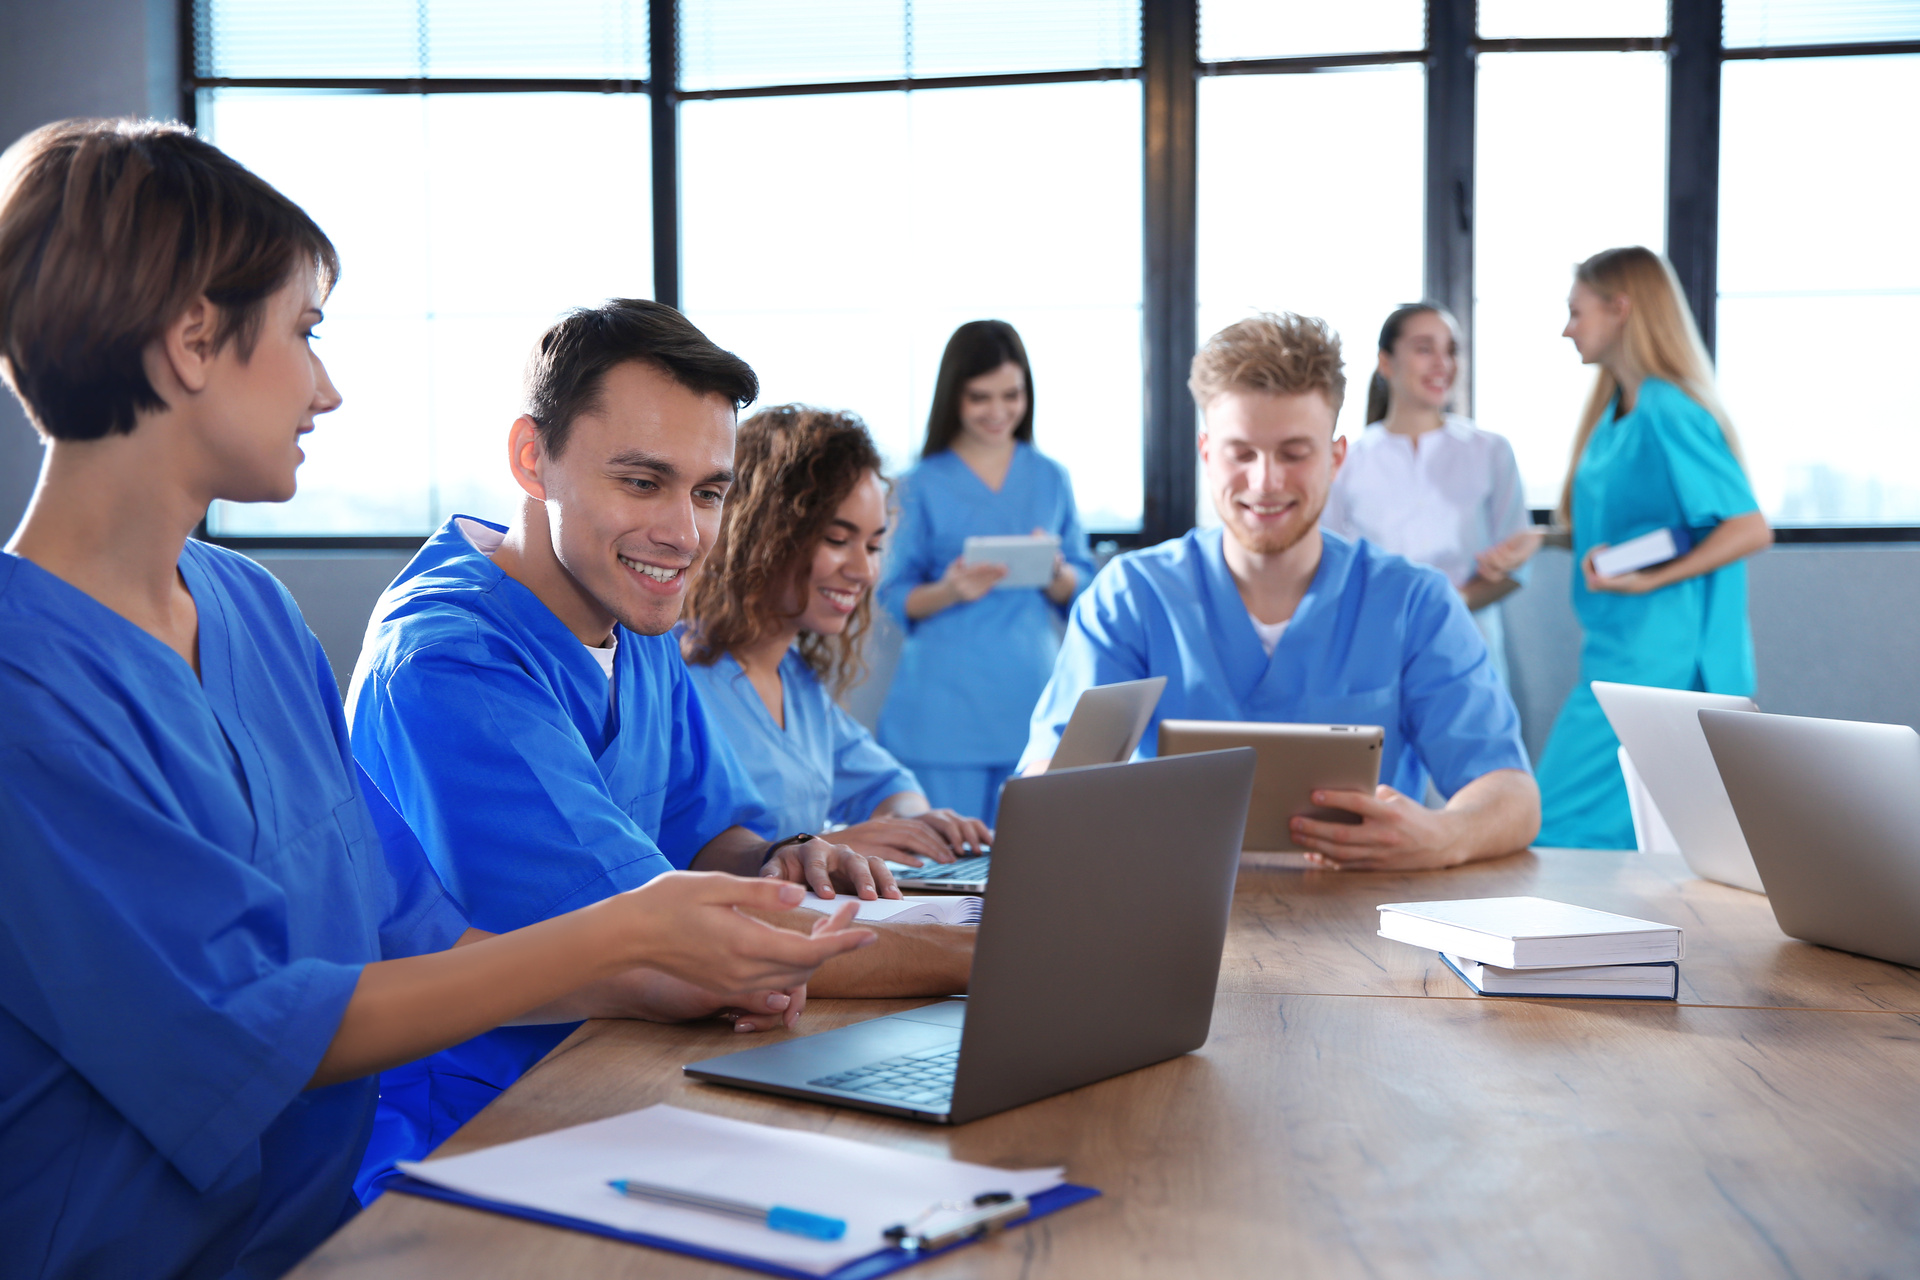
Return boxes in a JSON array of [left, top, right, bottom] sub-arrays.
[[293, 851, 1920, 1279]]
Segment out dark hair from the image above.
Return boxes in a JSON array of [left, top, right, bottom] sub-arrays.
[[0, 118, 339, 441], [1365, 302, 1457, 425], [522, 299, 758, 458], [681, 405, 886, 695], [921, 319, 1033, 457]]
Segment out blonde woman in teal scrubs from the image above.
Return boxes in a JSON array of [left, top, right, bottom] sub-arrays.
[[1534, 246, 1773, 848]]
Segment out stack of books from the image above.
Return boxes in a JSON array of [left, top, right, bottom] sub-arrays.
[[1376, 896, 1685, 1000]]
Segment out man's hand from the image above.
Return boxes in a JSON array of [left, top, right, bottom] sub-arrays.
[[762, 834, 901, 900], [1291, 785, 1471, 871], [1290, 769, 1539, 872]]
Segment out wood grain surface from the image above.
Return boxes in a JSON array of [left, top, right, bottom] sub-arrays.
[[1224, 848, 1920, 1012], [289, 849, 1920, 1279]]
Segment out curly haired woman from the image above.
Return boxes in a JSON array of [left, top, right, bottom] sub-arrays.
[[681, 405, 994, 868]]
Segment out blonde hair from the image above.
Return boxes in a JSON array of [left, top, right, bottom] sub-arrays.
[[1189, 312, 1346, 417], [1557, 246, 1743, 525]]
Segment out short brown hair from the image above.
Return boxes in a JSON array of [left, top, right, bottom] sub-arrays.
[[0, 118, 339, 441], [523, 299, 758, 459], [1188, 312, 1347, 418], [681, 405, 885, 695]]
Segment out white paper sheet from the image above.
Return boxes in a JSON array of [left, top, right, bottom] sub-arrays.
[[795, 893, 981, 926], [397, 1105, 1063, 1275]]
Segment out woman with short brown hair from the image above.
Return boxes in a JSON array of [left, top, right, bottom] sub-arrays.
[[0, 119, 868, 1277]]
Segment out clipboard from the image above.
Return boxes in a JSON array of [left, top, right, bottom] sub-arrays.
[[388, 1176, 1101, 1278]]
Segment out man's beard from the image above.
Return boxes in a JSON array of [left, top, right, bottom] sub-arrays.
[[1220, 489, 1326, 556]]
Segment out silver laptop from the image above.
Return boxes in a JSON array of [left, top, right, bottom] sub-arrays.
[[685, 748, 1256, 1123], [894, 677, 1167, 892], [1699, 709, 1920, 968], [1592, 681, 1765, 893]]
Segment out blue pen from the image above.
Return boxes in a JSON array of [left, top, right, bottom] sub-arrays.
[[608, 1179, 847, 1241]]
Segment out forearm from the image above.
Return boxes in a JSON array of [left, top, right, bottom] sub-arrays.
[[904, 580, 957, 620], [1439, 769, 1541, 865], [871, 790, 930, 819], [1460, 575, 1519, 612], [755, 910, 973, 997], [311, 906, 628, 1087], [1644, 511, 1773, 588]]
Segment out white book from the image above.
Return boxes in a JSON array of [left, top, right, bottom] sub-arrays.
[[1440, 953, 1679, 1000], [1376, 896, 1684, 969], [1592, 526, 1689, 578]]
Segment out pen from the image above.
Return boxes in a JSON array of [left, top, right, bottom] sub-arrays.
[[607, 1179, 847, 1241]]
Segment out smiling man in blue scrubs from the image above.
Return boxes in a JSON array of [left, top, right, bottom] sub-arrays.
[[348, 301, 974, 1198], [1022, 313, 1539, 871]]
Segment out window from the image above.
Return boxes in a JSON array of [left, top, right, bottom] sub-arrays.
[[200, 90, 652, 535], [1195, 65, 1426, 444], [1472, 51, 1668, 509], [1198, 0, 1424, 62], [1477, 0, 1668, 40], [681, 80, 1144, 530], [1718, 54, 1920, 524]]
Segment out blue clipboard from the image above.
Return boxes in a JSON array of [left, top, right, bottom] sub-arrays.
[[386, 1176, 1101, 1279]]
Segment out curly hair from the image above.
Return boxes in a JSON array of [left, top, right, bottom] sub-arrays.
[[681, 405, 886, 695], [1188, 311, 1347, 418]]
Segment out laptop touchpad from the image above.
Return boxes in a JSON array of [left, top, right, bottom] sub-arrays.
[[892, 999, 967, 1028]]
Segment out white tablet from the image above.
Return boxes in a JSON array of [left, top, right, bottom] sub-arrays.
[[963, 534, 1060, 590]]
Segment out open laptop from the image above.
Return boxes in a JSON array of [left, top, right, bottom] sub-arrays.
[[1592, 681, 1765, 893], [1157, 720, 1383, 868], [893, 677, 1167, 893], [1699, 709, 1920, 968], [685, 747, 1257, 1123]]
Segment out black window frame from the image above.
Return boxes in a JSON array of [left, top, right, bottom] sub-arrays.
[[186, 0, 1920, 552]]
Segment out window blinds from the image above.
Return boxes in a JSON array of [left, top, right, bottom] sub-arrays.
[[195, 0, 650, 79], [676, 0, 1141, 92], [1724, 0, 1920, 48]]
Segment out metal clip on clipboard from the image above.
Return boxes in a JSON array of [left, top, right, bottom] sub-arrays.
[[883, 1191, 1029, 1252]]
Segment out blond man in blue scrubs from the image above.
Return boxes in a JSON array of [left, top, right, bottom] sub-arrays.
[[1023, 313, 1540, 871]]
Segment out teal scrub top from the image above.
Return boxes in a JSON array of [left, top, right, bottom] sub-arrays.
[[1570, 376, 1760, 692]]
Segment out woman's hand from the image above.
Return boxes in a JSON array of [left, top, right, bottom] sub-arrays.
[[942, 554, 1009, 603], [833, 809, 995, 866], [1475, 528, 1544, 582], [606, 875, 878, 996], [1038, 526, 1078, 604], [1582, 546, 1661, 595], [761, 834, 902, 900]]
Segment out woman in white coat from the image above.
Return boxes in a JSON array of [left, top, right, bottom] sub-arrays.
[[1324, 303, 1542, 684]]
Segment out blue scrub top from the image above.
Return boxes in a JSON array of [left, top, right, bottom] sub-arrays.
[[1022, 527, 1531, 799], [1570, 376, 1760, 691], [876, 444, 1096, 766], [686, 648, 922, 839], [346, 517, 770, 1194], [0, 544, 467, 1279]]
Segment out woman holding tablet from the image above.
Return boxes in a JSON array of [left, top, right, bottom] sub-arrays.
[[0, 119, 870, 1276], [876, 321, 1095, 824], [681, 405, 993, 865], [1534, 246, 1772, 849], [1324, 303, 1540, 685]]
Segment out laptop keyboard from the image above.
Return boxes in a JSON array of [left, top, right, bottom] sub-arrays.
[[897, 855, 990, 885], [809, 1044, 960, 1109]]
